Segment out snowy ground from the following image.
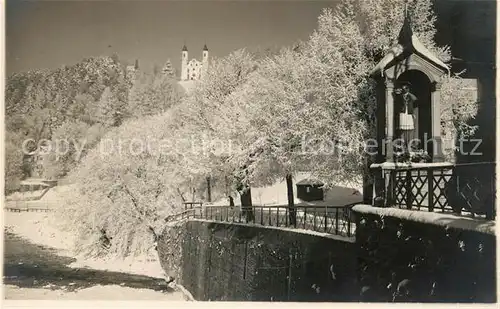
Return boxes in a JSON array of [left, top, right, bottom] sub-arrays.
[[211, 173, 364, 207], [3, 211, 187, 301]]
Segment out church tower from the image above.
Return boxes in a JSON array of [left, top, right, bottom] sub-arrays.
[[181, 45, 188, 81], [202, 44, 209, 79]]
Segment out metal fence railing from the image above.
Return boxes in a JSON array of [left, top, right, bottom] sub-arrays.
[[4, 200, 53, 212], [179, 204, 356, 238]]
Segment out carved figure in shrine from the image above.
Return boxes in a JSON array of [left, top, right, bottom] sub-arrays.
[[395, 82, 418, 153]]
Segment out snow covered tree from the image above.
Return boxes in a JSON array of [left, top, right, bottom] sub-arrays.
[[5, 132, 25, 193], [127, 73, 183, 118], [41, 120, 106, 179], [176, 49, 260, 208], [59, 111, 191, 257], [96, 87, 126, 127], [162, 59, 175, 77], [226, 48, 311, 216], [242, 0, 475, 185]]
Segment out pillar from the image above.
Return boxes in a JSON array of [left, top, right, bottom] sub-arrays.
[[385, 80, 395, 162], [431, 82, 445, 162]]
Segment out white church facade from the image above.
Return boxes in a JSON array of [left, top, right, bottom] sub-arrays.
[[181, 44, 209, 81], [128, 44, 210, 93]]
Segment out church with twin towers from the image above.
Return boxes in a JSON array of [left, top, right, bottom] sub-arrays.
[[181, 44, 209, 81]]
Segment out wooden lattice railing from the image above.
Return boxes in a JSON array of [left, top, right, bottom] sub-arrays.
[[375, 162, 496, 219]]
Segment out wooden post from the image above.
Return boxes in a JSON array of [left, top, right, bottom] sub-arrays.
[[363, 156, 374, 203], [431, 82, 444, 162], [384, 168, 395, 207], [286, 174, 296, 227], [385, 80, 395, 163], [405, 169, 412, 209], [372, 166, 385, 207], [427, 168, 434, 212]]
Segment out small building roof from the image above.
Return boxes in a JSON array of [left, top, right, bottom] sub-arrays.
[[20, 180, 50, 187], [296, 179, 324, 186], [370, 11, 449, 77]]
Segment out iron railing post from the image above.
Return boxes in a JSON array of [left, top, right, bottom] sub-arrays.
[[313, 208, 317, 231], [347, 208, 352, 237], [324, 208, 327, 232], [335, 207, 339, 235], [303, 207, 307, 229], [293, 207, 297, 228]]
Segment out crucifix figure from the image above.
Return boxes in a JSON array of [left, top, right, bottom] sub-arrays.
[[395, 81, 418, 153]]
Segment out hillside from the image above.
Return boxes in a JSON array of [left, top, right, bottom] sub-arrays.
[[5, 55, 183, 192]]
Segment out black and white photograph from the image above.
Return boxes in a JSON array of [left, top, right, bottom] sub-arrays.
[[2, 0, 497, 304]]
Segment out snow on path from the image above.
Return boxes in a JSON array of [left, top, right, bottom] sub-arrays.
[[3, 211, 186, 301], [3, 211, 167, 278], [3, 284, 184, 300]]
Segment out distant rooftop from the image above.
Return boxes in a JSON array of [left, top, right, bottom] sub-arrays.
[[296, 179, 324, 186]]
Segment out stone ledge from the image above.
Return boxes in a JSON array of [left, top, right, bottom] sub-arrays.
[[189, 218, 356, 243], [352, 204, 496, 236], [370, 161, 454, 170]]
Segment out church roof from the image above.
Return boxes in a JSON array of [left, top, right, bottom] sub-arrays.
[[370, 11, 449, 77], [203, 44, 208, 51], [182, 45, 188, 52]]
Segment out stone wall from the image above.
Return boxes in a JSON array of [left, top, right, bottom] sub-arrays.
[[353, 205, 496, 302], [157, 219, 357, 301], [158, 207, 495, 302]]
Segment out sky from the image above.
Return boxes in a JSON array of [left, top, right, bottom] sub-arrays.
[[6, 0, 337, 75]]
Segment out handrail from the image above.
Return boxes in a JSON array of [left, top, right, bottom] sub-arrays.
[[207, 204, 359, 209], [188, 204, 357, 237], [374, 161, 496, 171], [372, 161, 496, 220]]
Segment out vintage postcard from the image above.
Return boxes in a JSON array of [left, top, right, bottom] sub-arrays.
[[2, 0, 497, 306]]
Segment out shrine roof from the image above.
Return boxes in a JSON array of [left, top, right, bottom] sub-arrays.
[[370, 13, 449, 77]]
